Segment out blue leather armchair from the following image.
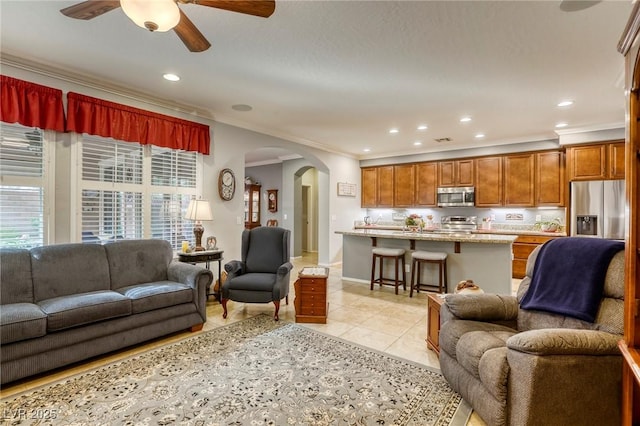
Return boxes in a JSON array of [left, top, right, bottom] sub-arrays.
[[222, 227, 293, 320]]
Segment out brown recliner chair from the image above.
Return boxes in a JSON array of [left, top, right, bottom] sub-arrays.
[[438, 238, 625, 426]]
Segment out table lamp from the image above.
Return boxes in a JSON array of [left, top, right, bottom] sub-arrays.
[[185, 198, 213, 251]]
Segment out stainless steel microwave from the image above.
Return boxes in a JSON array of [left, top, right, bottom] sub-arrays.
[[437, 186, 475, 207]]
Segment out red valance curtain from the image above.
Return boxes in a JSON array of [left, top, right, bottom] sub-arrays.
[[0, 75, 65, 132], [66, 92, 210, 155]]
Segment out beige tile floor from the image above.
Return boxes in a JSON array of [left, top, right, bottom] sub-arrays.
[[1, 251, 504, 425]]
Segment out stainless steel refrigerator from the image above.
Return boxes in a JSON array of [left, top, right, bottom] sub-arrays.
[[570, 180, 625, 240]]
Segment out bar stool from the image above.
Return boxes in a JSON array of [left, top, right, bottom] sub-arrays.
[[370, 247, 406, 294], [410, 251, 448, 296]]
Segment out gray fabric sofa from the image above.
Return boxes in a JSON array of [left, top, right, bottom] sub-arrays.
[[0, 239, 212, 385], [439, 243, 625, 426]]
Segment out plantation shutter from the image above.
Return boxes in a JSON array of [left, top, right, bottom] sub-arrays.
[[150, 146, 197, 249], [0, 123, 46, 248], [80, 135, 144, 243]]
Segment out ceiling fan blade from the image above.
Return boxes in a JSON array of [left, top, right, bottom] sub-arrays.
[[60, 0, 121, 20], [189, 0, 275, 18], [174, 10, 212, 52]]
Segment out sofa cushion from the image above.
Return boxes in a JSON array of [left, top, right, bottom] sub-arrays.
[[457, 330, 515, 380], [31, 244, 111, 301], [439, 319, 516, 361], [104, 239, 172, 290], [0, 249, 33, 304], [116, 281, 193, 314], [38, 291, 131, 332], [0, 303, 47, 344], [224, 273, 277, 292]]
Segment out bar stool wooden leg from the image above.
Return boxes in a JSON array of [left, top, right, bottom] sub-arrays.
[[370, 254, 376, 290]]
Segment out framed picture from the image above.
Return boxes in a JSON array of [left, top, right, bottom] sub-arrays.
[[206, 236, 217, 250], [337, 182, 356, 197]]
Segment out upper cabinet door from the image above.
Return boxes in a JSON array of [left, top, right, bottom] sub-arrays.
[[361, 168, 378, 208], [567, 144, 607, 180], [393, 164, 415, 207], [475, 156, 503, 207], [457, 159, 475, 186], [415, 162, 438, 207], [504, 154, 535, 207], [536, 150, 565, 206], [609, 141, 626, 179], [438, 159, 475, 187], [377, 166, 394, 207]]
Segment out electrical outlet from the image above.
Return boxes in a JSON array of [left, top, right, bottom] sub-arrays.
[[236, 216, 242, 225], [405, 264, 411, 273]]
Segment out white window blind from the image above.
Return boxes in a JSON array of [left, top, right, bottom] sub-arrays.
[[80, 136, 144, 243], [150, 146, 197, 249], [0, 124, 46, 248], [78, 136, 199, 248]]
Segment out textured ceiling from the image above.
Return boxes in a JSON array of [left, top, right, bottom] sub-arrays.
[[0, 1, 633, 162]]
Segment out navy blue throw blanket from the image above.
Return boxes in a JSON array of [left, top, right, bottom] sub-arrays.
[[520, 237, 624, 322]]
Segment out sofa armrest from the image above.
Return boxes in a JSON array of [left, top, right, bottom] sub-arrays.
[[224, 260, 244, 279], [507, 328, 621, 356], [278, 262, 293, 276], [167, 261, 213, 322], [444, 294, 519, 322]]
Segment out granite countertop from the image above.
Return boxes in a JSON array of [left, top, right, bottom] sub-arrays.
[[336, 229, 518, 244], [353, 225, 566, 238]]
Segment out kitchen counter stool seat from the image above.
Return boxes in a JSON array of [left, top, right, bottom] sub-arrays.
[[410, 250, 447, 296], [370, 247, 406, 295]]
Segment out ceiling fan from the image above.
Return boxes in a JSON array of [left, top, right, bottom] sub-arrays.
[[60, 0, 275, 52]]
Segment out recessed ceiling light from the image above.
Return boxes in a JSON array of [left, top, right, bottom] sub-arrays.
[[475, 133, 485, 138], [460, 117, 472, 123], [363, 148, 371, 152], [417, 125, 428, 131], [163, 73, 180, 82], [557, 100, 574, 107], [232, 104, 253, 112], [413, 141, 422, 146], [555, 122, 568, 128], [389, 128, 399, 134]]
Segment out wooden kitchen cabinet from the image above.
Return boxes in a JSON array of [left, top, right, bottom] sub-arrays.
[[512, 234, 563, 278], [415, 162, 438, 207], [393, 164, 415, 207], [361, 167, 378, 207], [377, 166, 394, 207], [438, 159, 474, 187], [566, 140, 625, 181], [536, 150, 566, 206], [504, 153, 535, 207], [609, 141, 626, 179], [475, 156, 503, 207]]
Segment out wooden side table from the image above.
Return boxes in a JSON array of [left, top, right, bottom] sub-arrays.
[[177, 249, 224, 300], [426, 293, 446, 356], [294, 266, 329, 324]]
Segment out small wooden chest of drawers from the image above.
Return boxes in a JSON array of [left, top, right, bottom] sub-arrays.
[[294, 267, 329, 324]]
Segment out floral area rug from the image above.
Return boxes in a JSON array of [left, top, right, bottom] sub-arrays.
[[0, 315, 470, 425]]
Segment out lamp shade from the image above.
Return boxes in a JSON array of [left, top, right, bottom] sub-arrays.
[[121, 0, 181, 32], [185, 199, 213, 222]]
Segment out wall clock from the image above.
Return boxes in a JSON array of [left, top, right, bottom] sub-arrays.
[[218, 168, 235, 201]]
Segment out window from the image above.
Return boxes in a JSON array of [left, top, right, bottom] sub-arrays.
[[78, 135, 199, 249], [0, 123, 51, 248], [150, 146, 197, 248]]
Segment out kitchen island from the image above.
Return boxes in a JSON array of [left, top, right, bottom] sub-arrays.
[[336, 229, 518, 295]]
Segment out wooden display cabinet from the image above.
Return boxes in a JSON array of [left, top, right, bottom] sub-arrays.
[[244, 184, 261, 229], [566, 140, 625, 181], [415, 162, 438, 207], [438, 159, 474, 187]]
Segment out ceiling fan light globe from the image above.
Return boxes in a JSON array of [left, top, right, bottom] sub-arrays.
[[121, 0, 180, 32]]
